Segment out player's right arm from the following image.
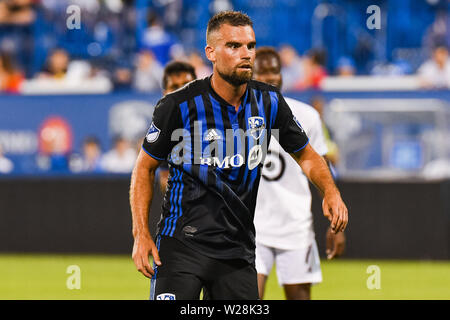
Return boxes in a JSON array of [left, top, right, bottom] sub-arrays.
[[130, 150, 162, 278], [129, 95, 182, 278]]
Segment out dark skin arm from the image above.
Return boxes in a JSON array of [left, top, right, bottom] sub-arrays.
[[320, 155, 346, 257], [130, 150, 162, 278], [326, 227, 346, 259], [291, 144, 348, 233], [322, 155, 346, 259]]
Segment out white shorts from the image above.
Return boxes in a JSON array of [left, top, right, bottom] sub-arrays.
[[255, 240, 322, 286]]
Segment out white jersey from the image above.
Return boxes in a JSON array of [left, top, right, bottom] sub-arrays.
[[255, 97, 328, 250]]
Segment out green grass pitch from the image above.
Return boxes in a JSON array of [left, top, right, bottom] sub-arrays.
[[0, 254, 448, 300]]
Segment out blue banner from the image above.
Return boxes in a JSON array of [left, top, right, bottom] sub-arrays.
[[0, 93, 160, 175]]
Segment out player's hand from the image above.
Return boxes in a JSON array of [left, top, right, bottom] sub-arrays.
[[326, 227, 346, 259], [132, 234, 161, 278], [322, 191, 348, 234]]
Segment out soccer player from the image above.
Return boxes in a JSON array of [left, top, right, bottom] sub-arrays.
[[157, 61, 197, 193], [130, 11, 348, 300], [253, 47, 346, 300]]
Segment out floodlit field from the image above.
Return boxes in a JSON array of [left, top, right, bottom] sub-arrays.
[[0, 254, 449, 300]]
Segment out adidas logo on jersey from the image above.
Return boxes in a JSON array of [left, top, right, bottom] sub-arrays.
[[204, 129, 221, 142]]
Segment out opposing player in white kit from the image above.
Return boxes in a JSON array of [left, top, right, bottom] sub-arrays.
[[253, 47, 346, 300]]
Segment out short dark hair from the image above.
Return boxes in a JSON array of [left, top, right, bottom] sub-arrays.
[[206, 11, 253, 41], [308, 48, 327, 66], [162, 61, 197, 90], [112, 135, 126, 145], [83, 136, 100, 147], [255, 46, 281, 68], [432, 44, 448, 52], [0, 51, 15, 73]]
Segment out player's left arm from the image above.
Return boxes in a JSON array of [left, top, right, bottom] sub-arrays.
[[305, 108, 346, 254], [274, 92, 348, 233], [290, 144, 348, 233]]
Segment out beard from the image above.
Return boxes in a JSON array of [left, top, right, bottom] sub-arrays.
[[217, 66, 253, 87]]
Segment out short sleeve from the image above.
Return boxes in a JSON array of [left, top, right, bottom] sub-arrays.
[[308, 113, 328, 156], [142, 96, 182, 161], [299, 108, 328, 156], [273, 93, 309, 153]]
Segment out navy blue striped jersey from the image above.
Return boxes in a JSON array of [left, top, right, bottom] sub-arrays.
[[142, 75, 309, 263]]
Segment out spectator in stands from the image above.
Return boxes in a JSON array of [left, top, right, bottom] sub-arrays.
[[418, 45, 450, 89], [0, 0, 36, 25], [0, 144, 13, 174], [278, 44, 304, 91], [295, 49, 327, 90], [336, 56, 356, 77], [0, 51, 23, 93], [38, 49, 70, 79], [101, 136, 137, 173], [27, 48, 113, 93], [113, 67, 133, 91], [423, 10, 450, 52], [112, 60, 133, 91], [106, 0, 137, 63], [188, 51, 212, 79], [75, 136, 103, 173], [133, 49, 164, 92], [140, 10, 179, 66]]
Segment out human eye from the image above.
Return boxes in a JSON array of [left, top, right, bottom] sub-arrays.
[[227, 42, 240, 49]]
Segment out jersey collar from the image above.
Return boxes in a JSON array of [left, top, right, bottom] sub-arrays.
[[206, 74, 250, 113]]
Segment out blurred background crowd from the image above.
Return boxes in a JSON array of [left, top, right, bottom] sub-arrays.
[[0, 0, 449, 177], [0, 0, 449, 95]]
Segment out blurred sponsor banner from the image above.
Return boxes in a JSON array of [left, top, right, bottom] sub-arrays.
[[0, 93, 159, 175]]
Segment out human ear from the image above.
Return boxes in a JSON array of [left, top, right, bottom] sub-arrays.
[[205, 45, 216, 63]]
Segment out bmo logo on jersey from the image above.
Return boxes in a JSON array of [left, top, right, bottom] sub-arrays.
[[200, 145, 263, 170], [200, 154, 244, 168], [156, 293, 176, 300]]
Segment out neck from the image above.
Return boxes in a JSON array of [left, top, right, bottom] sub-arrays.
[[210, 72, 247, 110]]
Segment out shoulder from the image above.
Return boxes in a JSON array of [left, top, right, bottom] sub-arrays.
[[284, 97, 321, 121]]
